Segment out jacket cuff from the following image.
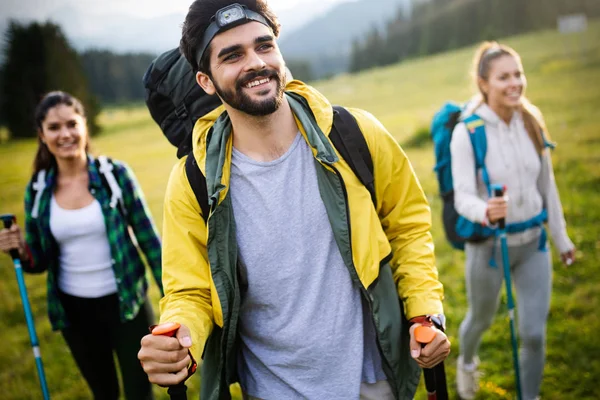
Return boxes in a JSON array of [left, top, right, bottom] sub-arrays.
[[555, 235, 575, 255], [22, 244, 34, 269], [405, 298, 444, 321]]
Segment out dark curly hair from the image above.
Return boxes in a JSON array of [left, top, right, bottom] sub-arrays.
[[180, 0, 280, 74]]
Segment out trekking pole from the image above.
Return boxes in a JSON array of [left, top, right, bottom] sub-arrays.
[[415, 325, 448, 400], [151, 322, 197, 400], [491, 185, 522, 400], [1, 214, 50, 400]]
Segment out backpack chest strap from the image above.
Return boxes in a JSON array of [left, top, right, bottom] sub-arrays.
[[31, 170, 47, 219], [97, 156, 127, 218]]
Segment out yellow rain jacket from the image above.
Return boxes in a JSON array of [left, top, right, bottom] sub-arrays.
[[160, 80, 443, 399]]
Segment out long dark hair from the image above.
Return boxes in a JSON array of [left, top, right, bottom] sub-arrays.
[[473, 41, 550, 154], [33, 91, 89, 174]]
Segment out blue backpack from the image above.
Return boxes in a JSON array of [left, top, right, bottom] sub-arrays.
[[431, 102, 490, 250], [431, 102, 550, 251]]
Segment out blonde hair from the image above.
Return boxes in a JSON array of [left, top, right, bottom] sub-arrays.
[[472, 41, 549, 154]]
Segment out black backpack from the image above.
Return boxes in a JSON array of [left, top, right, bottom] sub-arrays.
[[142, 48, 222, 159], [143, 48, 375, 221]]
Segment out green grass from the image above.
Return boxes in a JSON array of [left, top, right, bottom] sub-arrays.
[[1, 21, 599, 399]]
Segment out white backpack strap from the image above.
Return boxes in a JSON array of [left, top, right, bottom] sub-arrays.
[[97, 156, 126, 216], [31, 169, 47, 218]]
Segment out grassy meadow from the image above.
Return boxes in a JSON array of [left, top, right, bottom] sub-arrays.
[[0, 21, 599, 399]]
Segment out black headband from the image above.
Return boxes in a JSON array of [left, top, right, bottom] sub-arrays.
[[195, 3, 271, 66]]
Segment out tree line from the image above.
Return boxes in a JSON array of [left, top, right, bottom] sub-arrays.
[[81, 50, 156, 105], [0, 21, 158, 138], [2, 1, 598, 138], [350, 0, 600, 73], [0, 20, 318, 139], [0, 22, 101, 138]]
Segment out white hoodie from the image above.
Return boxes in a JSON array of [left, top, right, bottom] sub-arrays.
[[450, 100, 574, 254]]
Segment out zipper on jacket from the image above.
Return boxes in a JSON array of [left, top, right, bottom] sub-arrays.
[[328, 163, 399, 397]]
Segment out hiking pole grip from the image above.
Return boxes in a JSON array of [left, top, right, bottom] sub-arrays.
[[492, 186, 506, 230], [1, 214, 20, 260], [151, 322, 197, 400], [415, 325, 448, 400]]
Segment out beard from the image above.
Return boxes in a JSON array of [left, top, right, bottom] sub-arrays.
[[213, 67, 286, 116]]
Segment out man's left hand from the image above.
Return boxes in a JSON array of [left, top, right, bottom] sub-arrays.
[[409, 324, 451, 369]]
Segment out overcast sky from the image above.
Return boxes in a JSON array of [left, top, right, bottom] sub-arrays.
[[0, 0, 348, 53], [1, 0, 342, 21]]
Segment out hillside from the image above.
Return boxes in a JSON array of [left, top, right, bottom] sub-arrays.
[[279, 0, 411, 78], [0, 21, 598, 399]]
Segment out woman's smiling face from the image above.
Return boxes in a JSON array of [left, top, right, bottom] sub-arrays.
[[39, 104, 88, 161], [480, 54, 527, 111]]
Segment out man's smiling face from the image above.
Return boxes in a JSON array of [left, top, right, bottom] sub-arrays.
[[199, 21, 286, 116]]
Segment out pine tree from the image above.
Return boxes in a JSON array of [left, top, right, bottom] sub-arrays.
[[0, 21, 99, 138]]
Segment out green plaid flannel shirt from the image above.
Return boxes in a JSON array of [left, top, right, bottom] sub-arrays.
[[23, 155, 163, 330]]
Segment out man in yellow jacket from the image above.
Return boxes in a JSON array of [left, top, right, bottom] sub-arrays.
[[138, 1, 450, 399]]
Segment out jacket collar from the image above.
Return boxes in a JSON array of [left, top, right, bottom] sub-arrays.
[[197, 81, 337, 206], [87, 154, 105, 190], [41, 154, 102, 190], [191, 80, 335, 169], [462, 95, 521, 128]]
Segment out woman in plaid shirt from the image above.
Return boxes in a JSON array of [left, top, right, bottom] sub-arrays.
[[0, 91, 163, 399]]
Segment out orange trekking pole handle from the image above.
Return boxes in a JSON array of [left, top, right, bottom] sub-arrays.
[[150, 322, 197, 400], [415, 325, 448, 400]]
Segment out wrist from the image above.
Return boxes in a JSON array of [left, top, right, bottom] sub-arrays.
[[409, 314, 446, 332]]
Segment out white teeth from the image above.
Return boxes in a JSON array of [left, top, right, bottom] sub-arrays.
[[246, 78, 270, 88]]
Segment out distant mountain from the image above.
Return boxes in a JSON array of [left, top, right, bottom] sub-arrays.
[[0, 1, 343, 59], [0, 0, 410, 78], [47, 7, 183, 54], [280, 0, 412, 78], [278, 0, 343, 40]]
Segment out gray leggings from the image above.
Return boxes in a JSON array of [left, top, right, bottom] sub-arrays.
[[459, 237, 552, 400]]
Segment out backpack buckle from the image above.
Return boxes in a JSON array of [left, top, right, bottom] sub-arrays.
[[175, 103, 188, 119]]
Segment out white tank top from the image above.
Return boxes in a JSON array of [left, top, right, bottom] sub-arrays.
[[50, 196, 117, 298]]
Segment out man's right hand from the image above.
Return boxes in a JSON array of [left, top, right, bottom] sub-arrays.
[[138, 323, 193, 386]]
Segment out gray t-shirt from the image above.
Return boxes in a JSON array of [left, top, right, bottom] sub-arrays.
[[230, 132, 386, 399]]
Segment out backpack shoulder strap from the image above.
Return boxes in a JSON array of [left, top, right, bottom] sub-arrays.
[[184, 107, 375, 221], [185, 152, 210, 222], [95, 156, 127, 219], [463, 114, 491, 192], [329, 105, 376, 205], [31, 169, 47, 219]]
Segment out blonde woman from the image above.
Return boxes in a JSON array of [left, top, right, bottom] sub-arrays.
[[451, 42, 575, 400]]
